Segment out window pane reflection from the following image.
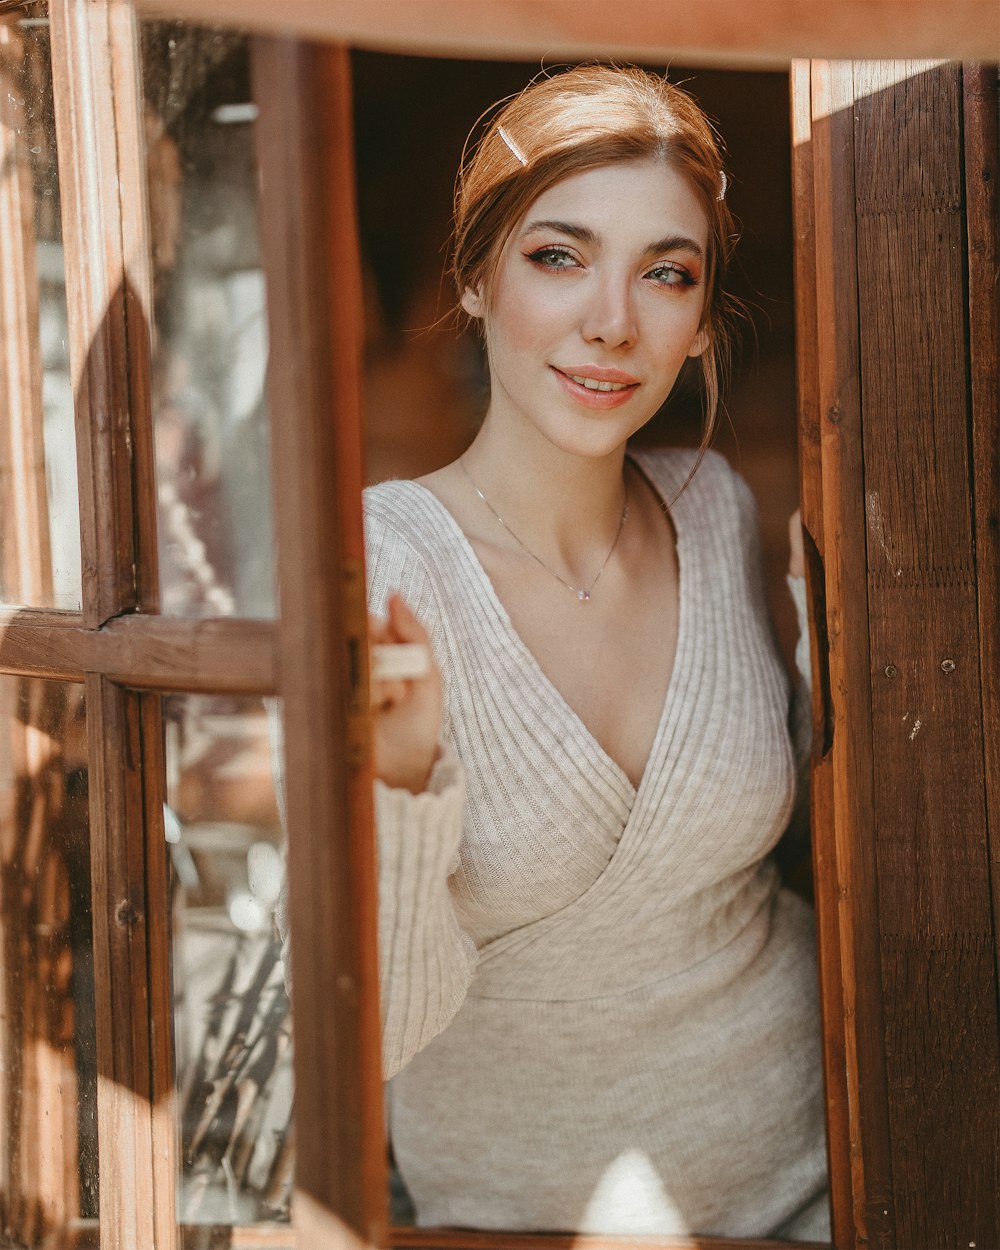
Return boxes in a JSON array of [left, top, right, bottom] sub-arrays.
[[165, 694, 291, 1229], [141, 24, 276, 619], [0, 676, 97, 1246], [0, 5, 82, 610]]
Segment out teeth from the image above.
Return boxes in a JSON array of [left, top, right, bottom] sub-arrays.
[[569, 374, 632, 392]]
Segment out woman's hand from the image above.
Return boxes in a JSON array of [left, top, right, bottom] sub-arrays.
[[370, 593, 443, 794], [788, 508, 805, 580]]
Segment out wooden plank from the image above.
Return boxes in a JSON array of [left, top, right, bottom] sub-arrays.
[[809, 59, 894, 1247], [49, 0, 138, 627], [790, 60, 852, 1250], [389, 1231, 828, 1250], [0, 14, 55, 609], [252, 38, 385, 1250], [107, 0, 159, 611], [0, 613, 278, 694], [84, 674, 158, 1250], [134, 0, 1000, 66], [853, 59, 1000, 1247], [963, 61, 1000, 1108]]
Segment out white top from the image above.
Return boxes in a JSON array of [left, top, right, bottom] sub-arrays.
[[359, 447, 828, 1239]]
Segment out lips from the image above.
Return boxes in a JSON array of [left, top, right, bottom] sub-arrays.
[[551, 365, 640, 409]]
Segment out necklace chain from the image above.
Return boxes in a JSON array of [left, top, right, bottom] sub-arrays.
[[459, 457, 628, 603]]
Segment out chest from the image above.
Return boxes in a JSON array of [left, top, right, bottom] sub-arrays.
[[484, 554, 679, 792], [440, 531, 794, 943]]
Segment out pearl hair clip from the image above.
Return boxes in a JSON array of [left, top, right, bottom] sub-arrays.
[[717, 170, 728, 201], [498, 125, 528, 166]]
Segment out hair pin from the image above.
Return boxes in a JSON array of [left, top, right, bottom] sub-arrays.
[[717, 170, 728, 202], [498, 126, 528, 167]]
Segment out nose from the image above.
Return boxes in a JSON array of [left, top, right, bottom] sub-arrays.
[[581, 271, 638, 349]]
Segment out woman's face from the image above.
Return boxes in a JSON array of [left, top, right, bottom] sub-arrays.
[[463, 158, 711, 461]]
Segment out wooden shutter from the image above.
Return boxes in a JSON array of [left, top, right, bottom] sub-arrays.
[[792, 59, 1000, 1248]]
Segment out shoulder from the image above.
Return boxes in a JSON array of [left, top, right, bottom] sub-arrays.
[[364, 479, 456, 561], [362, 479, 465, 619]]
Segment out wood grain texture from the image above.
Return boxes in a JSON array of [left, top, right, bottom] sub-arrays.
[[252, 38, 385, 1249], [107, 0, 159, 611], [49, 0, 139, 629], [809, 59, 894, 1249], [962, 62, 1000, 1122], [853, 60, 1000, 1248], [791, 60, 851, 1249], [0, 612, 277, 693], [85, 674, 158, 1249], [133, 0, 1000, 66], [804, 57, 1000, 1247]]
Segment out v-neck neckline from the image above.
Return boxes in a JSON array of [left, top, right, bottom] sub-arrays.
[[402, 448, 693, 805]]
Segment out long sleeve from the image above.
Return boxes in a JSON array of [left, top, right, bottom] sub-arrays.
[[364, 495, 478, 1079], [375, 742, 476, 1078]]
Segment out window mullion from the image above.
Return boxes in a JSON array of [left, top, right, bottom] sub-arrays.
[[85, 673, 178, 1250], [252, 38, 386, 1247], [48, 2, 178, 1248], [49, 0, 141, 628]]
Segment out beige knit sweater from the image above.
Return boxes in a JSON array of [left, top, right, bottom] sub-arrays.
[[358, 447, 828, 1239], [362, 452, 830, 1240]]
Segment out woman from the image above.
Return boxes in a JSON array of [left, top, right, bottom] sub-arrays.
[[359, 65, 824, 1238]]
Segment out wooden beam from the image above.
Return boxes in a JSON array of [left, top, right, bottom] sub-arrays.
[[49, 0, 138, 627], [790, 59, 852, 1250], [390, 1231, 828, 1250], [808, 59, 893, 1247], [107, 0, 159, 611], [134, 0, 1000, 66], [253, 37, 386, 1249], [805, 57, 1000, 1246], [0, 612, 278, 694]]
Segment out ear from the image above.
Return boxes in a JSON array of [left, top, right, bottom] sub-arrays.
[[461, 286, 485, 319], [687, 325, 710, 359]]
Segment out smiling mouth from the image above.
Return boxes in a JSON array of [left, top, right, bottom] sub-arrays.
[[567, 374, 634, 392]]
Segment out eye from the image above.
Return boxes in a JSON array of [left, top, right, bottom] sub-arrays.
[[645, 261, 698, 289], [525, 245, 580, 271]]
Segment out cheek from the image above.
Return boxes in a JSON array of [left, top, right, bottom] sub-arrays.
[[489, 279, 568, 356]]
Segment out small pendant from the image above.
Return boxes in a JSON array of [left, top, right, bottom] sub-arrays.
[[577, 589, 590, 602]]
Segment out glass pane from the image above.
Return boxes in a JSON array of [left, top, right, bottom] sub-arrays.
[[0, 676, 97, 1246], [165, 694, 291, 1230], [141, 25, 276, 619], [0, 5, 82, 610]]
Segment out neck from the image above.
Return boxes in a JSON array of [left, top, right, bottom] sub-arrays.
[[461, 414, 630, 577]]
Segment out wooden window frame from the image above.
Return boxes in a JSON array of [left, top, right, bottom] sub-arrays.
[[1, 2, 998, 1248]]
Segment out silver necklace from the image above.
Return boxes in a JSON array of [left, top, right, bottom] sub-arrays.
[[459, 457, 628, 603]]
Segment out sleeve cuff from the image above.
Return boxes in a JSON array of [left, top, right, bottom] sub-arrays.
[[786, 573, 811, 690]]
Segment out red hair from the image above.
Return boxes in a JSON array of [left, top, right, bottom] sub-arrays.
[[453, 64, 739, 444]]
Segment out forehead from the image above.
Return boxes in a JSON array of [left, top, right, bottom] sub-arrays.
[[514, 158, 710, 251]]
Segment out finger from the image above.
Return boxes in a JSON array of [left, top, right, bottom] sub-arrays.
[[387, 592, 429, 644], [368, 611, 391, 644], [371, 677, 408, 711]]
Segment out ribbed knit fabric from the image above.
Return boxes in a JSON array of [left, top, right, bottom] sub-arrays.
[[361, 448, 829, 1239]]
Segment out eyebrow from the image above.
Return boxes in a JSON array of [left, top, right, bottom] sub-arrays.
[[523, 219, 704, 261]]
